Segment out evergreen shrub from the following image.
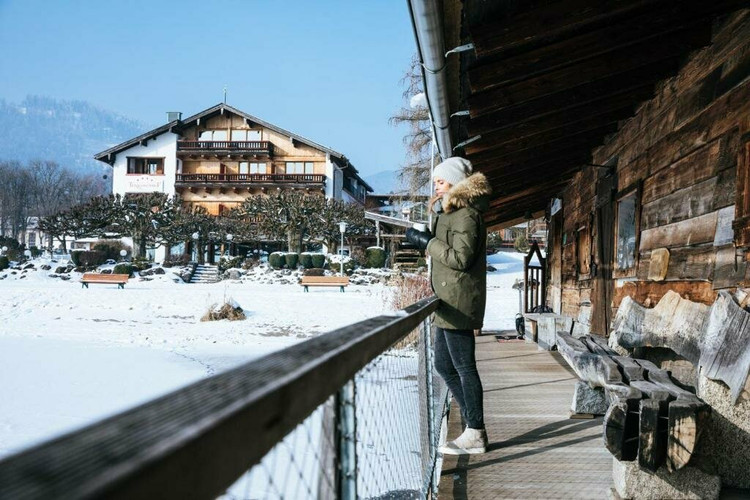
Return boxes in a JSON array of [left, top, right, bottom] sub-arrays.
[[365, 247, 386, 268], [113, 263, 134, 277], [311, 253, 326, 268], [73, 250, 106, 268], [269, 252, 285, 269], [327, 255, 355, 275], [93, 240, 129, 262], [299, 253, 313, 269], [285, 253, 299, 269]]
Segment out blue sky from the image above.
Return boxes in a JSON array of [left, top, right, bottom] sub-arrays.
[[0, 0, 417, 178]]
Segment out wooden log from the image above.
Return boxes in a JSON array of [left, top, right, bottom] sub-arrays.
[[612, 291, 710, 363], [667, 400, 708, 472], [612, 280, 717, 308], [639, 210, 720, 251], [613, 289, 750, 404], [638, 399, 666, 472], [604, 401, 638, 462], [700, 291, 750, 403]]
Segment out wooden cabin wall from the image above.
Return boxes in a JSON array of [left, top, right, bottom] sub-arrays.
[[551, 9, 750, 336]]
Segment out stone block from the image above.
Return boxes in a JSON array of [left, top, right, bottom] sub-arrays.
[[612, 459, 721, 499], [571, 380, 608, 415]]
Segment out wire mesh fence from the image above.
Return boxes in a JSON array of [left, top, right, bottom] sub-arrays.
[[221, 318, 448, 500]]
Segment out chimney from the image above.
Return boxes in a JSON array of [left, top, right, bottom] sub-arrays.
[[167, 111, 182, 122]]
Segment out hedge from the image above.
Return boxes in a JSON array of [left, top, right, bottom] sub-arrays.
[[365, 247, 386, 268], [269, 252, 285, 269], [285, 253, 299, 269]]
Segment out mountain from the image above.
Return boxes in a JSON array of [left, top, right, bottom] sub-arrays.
[[0, 96, 147, 177], [364, 169, 405, 194]]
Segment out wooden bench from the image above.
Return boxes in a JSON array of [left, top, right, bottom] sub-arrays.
[[556, 332, 708, 473], [300, 276, 349, 293], [81, 273, 130, 289]]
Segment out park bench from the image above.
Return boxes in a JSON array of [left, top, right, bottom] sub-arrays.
[[80, 273, 130, 289], [556, 331, 708, 473], [300, 276, 349, 293]]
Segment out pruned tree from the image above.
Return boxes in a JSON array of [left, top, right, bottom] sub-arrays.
[[389, 54, 438, 196]]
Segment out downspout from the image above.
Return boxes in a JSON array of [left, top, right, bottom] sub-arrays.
[[407, 0, 453, 160]]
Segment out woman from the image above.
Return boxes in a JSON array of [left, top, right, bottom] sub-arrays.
[[406, 156, 491, 455]]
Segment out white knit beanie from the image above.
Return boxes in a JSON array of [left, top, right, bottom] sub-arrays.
[[433, 157, 473, 186]]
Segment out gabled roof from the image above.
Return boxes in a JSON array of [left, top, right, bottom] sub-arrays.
[[94, 120, 181, 164], [93, 104, 366, 184]]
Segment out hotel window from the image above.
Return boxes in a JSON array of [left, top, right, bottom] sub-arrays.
[[250, 162, 267, 174], [286, 161, 314, 174], [198, 130, 227, 141], [240, 162, 267, 174], [231, 129, 262, 141], [127, 157, 164, 175]]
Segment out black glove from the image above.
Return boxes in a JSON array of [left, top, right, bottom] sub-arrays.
[[405, 228, 432, 250]]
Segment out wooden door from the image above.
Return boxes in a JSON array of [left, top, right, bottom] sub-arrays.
[[591, 171, 616, 335]]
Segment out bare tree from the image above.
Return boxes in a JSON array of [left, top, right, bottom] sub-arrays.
[[389, 55, 438, 195]]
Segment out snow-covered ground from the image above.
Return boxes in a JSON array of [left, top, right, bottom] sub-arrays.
[[0, 251, 525, 461]]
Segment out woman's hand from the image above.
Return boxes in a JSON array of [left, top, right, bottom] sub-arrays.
[[405, 228, 432, 250]]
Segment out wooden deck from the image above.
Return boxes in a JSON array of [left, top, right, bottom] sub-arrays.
[[438, 334, 613, 499]]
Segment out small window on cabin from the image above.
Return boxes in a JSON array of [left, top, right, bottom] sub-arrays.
[[248, 130, 261, 141], [231, 130, 246, 141], [249, 162, 267, 174], [212, 130, 227, 141], [304, 162, 314, 174], [614, 187, 641, 277], [239, 162, 249, 174], [198, 130, 212, 141], [576, 226, 591, 279]]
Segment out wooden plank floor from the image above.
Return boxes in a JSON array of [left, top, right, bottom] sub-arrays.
[[438, 334, 613, 499]]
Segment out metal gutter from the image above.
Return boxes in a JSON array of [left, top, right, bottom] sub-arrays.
[[407, 0, 453, 160]]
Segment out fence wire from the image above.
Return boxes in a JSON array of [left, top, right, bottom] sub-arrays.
[[220, 320, 448, 500]]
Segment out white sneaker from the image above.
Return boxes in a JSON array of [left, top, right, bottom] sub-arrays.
[[439, 427, 488, 455]]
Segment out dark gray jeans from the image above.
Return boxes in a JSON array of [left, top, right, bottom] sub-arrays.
[[434, 327, 485, 429]]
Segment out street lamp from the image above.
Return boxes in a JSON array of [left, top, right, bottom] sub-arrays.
[[225, 233, 233, 257], [24, 249, 31, 261], [120, 249, 127, 262], [338, 222, 347, 276], [1, 246, 7, 256]]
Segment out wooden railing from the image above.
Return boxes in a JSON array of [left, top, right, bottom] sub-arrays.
[[0, 297, 442, 500], [175, 173, 326, 184], [177, 140, 273, 154]]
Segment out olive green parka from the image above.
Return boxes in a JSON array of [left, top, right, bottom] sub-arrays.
[[426, 172, 491, 330]]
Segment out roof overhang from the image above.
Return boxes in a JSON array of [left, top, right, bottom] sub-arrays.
[[408, 0, 748, 228]]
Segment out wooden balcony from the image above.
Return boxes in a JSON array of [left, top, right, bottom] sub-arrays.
[[175, 173, 326, 189], [177, 141, 273, 156]]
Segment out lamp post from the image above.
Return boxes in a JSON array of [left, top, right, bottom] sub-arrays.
[[119, 249, 127, 262], [1, 246, 7, 257], [338, 222, 347, 276], [225, 233, 233, 257], [24, 249, 31, 261]]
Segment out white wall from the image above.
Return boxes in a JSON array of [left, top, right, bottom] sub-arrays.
[[111, 133, 178, 197]]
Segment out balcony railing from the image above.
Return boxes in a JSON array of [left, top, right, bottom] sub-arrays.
[[177, 140, 273, 155], [175, 173, 326, 185]]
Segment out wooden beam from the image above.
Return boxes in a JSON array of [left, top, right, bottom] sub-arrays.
[[468, 125, 609, 169], [466, 106, 633, 156], [467, 74, 668, 137], [468, 1, 736, 92], [467, 90, 647, 146], [468, 24, 712, 116]]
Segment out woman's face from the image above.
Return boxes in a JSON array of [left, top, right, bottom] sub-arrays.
[[434, 178, 452, 197]]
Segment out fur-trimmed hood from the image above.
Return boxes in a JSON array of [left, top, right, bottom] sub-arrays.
[[435, 172, 492, 214]]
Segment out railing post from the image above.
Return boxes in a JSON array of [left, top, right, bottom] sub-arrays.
[[423, 316, 439, 496], [336, 380, 357, 500]]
